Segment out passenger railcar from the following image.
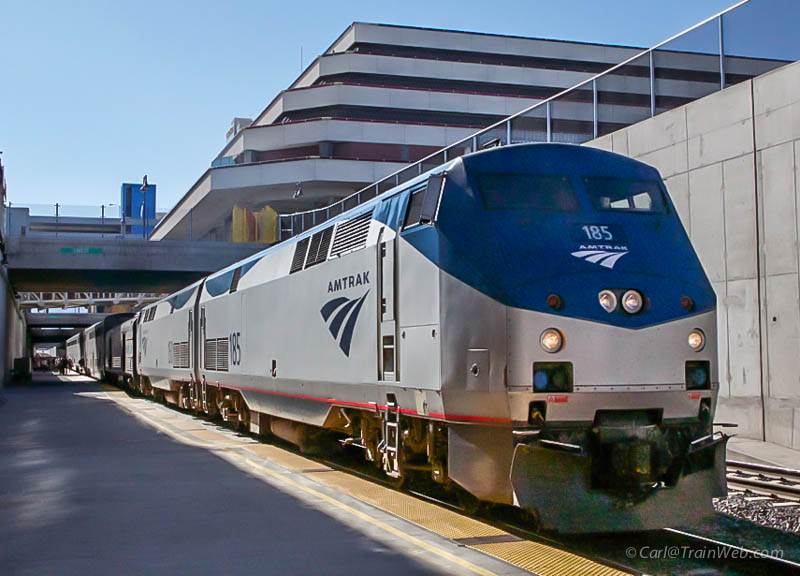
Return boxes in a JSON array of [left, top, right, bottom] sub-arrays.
[[96, 144, 728, 532], [120, 317, 137, 388], [83, 315, 134, 381], [103, 314, 133, 382], [65, 332, 84, 373], [84, 322, 102, 378]]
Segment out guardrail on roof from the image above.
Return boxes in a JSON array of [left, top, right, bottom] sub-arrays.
[[278, 0, 799, 241]]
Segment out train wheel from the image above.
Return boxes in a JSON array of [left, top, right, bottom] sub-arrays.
[[238, 403, 250, 432], [454, 489, 489, 516]]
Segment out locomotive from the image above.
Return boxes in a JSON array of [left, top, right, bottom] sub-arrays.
[[72, 143, 727, 532]]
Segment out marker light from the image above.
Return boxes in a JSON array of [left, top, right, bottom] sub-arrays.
[[621, 290, 643, 314], [688, 329, 705, 351], [598, 290, 617, 313], [546, 293, 564, 310], [540, 329, 563, 353]]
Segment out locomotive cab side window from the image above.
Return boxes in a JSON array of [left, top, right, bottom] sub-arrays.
[[403, 175, 443, 230], [403, 187, 426, 229], [583, 177, 668, 214], [171, 286, 197, 310], [205, 269, 236, 297], [477, 173, 579, 212]]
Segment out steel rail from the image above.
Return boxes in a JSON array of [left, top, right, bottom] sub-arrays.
[[727, 460, 800, 502], [663, 527, 800, 575]]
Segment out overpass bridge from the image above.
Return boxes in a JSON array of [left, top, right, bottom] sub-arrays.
[[26, 312, 109, 343], [5, 236, 266, 292], [17, 292, 163, 310]]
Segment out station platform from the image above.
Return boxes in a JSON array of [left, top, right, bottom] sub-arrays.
[[0, 373, 629, 576], [727, 436, 800, 470]]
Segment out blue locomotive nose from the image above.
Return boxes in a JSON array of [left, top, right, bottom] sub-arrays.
[[408, 144, 716, 328]]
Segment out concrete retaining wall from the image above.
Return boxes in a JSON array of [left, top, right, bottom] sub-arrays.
[[588, 59, 800, 449], [0, 266, 27, 392]]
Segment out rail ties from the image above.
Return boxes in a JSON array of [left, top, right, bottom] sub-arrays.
[[726, 460, 800, 502]]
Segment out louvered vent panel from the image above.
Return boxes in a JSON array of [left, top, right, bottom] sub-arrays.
[[216, 338, 229, 372], [172, 341, 189, 369], [112, 356, 121, 369], [126, 357, 133, 372], [290, 237, 310, 274], [330, 213, 371, 258], [182, 342, 190, 368], [204, 339, 217, 371], [305, 226, 334, 268]]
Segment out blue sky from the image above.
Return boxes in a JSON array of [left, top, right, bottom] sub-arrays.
[[0, 0, 735, 212]]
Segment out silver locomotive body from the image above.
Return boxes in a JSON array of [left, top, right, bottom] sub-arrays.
[[128, 143, 725, 532]]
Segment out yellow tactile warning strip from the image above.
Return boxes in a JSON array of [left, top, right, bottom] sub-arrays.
[[473, 541, 622, 576], [220, 449, 499, 576], [242, 444, 330, 472], [187, 429, 252, 445], [307, 470, 505, 540], [308, 471, 626, 576], [168, 419, 209, 431], [97, 384, 630, 576]]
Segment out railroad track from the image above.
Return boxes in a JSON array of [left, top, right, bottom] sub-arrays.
[[727, 460, 800, 503]]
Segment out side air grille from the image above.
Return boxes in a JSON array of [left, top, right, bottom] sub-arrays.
[[172, 341, 190, 369], [204, 339, 217, 371], [330, 212, 371, 258], [203, 338, 228, 371], [305, 226, 334, 268], [216, 338, 229, 372], [126, 357, 134, 373], [112, 356, 122, 369], [290, 237, 310, 274]]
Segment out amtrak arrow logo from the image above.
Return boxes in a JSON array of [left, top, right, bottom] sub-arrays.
[[320, 291, 370, 357], [571, 249, 628, 269]]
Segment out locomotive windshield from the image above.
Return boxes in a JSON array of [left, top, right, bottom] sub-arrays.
[[477, 173, 579, 212], [583, 177, 668, 214]]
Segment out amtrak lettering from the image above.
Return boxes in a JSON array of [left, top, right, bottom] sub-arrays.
[[575, 243, 628, 252], [571, 244, 629, 269], [327, 272, 370, 293]]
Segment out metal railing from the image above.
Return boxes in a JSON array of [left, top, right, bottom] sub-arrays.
[[3, 203, 160, 239], [278, 0, 799, 241]]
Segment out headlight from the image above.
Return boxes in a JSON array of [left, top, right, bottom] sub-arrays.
[[598, 290, 617, 313], [621, 290, 643, 314], [688, 329, 705, 351], [540, 328, 563, 353]]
